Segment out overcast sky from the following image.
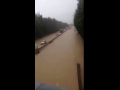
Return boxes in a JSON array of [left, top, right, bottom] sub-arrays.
[[35, 0, 78, 24]]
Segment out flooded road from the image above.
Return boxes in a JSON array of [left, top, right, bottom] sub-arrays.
[[35, 26, 84, 90]]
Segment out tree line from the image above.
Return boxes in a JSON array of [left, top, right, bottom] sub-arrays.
[[35, 13, 68, 40], [74, 0, 84, 40]]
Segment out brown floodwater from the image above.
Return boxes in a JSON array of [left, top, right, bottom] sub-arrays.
[[35, 26, 84, 90]]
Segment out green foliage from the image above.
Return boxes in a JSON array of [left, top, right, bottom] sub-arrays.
[[74, 0, 84, 39], [35, 13, 68, 40]]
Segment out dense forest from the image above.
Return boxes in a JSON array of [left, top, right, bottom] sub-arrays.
[[74, 0, 84, 39], [35, 13, 68, 40]]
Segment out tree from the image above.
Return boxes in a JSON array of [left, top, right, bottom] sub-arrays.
[[35, 13, 68, 40], [74, 0, 84, 39]]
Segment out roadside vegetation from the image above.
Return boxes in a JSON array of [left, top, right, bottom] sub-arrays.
[[74, 0, 84, 39], [35, 13, 68, 40]]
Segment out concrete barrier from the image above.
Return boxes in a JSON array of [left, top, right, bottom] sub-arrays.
[[37, 30, 67, 52]]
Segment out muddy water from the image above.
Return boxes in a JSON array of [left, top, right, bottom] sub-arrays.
[[35, 26, 84, 90]]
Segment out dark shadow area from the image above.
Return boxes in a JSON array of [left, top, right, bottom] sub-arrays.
[[77, 63, 83, 90]]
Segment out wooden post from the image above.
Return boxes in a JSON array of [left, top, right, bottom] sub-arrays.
[[77, 63, 83, 90]]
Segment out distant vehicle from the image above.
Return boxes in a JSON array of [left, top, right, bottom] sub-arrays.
[[35, 44, 38, 49], [35, 44, 39, 54], [60, 29, 63, 33], [56, 34, 59, 36], [65, 27, 68, 30], [41, 40, 46, 45]]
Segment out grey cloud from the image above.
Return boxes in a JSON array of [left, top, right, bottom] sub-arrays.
[[35, 0, 78, 24]]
